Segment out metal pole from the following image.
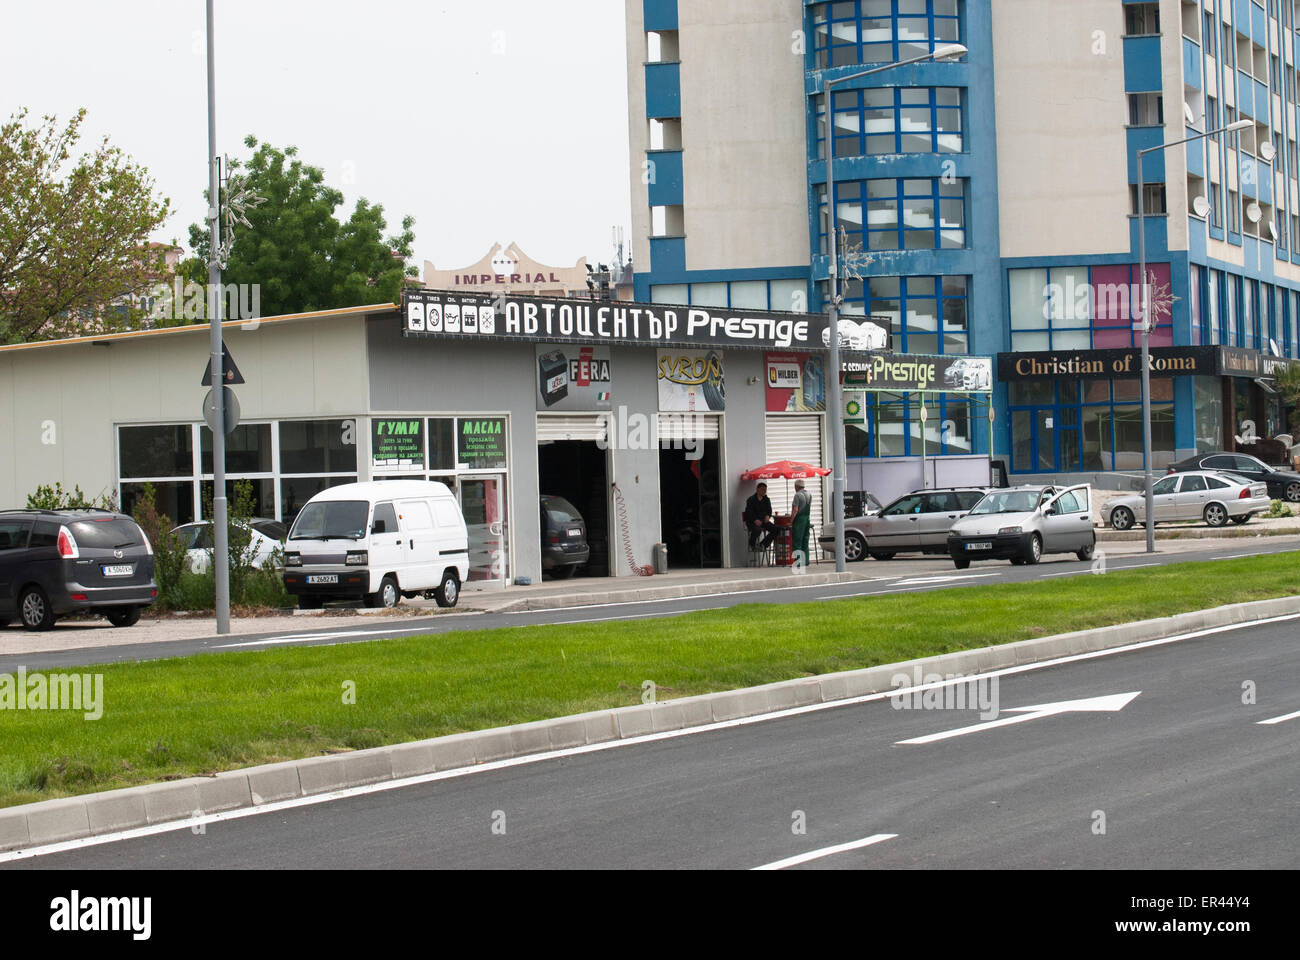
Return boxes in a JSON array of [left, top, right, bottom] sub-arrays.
[[206, 0, 230, 633], [826, 85, 845, 574], [1138, 148, 1154, 554], [919, 392, 928, 488]]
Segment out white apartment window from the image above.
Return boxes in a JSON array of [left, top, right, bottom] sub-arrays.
[[1127, 92, 1164, 126], [1124, 3, 1160, 36], [1131, 183, 1168, 216]]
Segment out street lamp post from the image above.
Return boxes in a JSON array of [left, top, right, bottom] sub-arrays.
[[825, 43, 967, 572], [205, 0, 230, 634], [1135, 117, 1251, 554]]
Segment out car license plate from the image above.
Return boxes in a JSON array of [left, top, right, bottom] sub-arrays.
[[102, 564, 135, 577], [567, 527, 582, 537], [966, 542, 992, 551], [306, 575, 338, 585]]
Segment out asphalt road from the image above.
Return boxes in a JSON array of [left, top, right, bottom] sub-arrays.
[[8, 615, 1297, 870], [1, 537, 1296, 671]]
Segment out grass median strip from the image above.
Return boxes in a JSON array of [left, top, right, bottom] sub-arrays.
[[1, 551, 1297, 808]]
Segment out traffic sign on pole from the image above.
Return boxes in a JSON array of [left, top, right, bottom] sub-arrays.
[[201, 343, 245, 386]]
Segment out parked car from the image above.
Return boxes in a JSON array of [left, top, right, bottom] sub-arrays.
[[540, 495, 590, 578], [947, 485, 1095, 568], [0, 509, 157, 631], [1106, 471, 1271, 529], [172, 518, 287, 573], [282, 481, 469, 609], [819, 487, 988, 562], [1167, 452, 1300, 503]]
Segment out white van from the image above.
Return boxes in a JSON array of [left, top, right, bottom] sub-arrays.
[[282, 481, 470, 609]]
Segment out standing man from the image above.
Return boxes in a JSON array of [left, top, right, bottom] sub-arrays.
[[744, 482, 777, 551], [791, 479, 812, 568]]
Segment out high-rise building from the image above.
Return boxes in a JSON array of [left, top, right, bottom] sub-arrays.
[[626, 0, 1300, 484]]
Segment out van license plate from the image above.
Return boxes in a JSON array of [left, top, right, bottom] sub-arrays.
[[307, 575, 338, 585], [102, 564, 135, 577], [567, 527, 581, 537], [966, 542, 992, 551]]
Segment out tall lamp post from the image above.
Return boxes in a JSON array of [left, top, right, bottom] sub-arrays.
[[825, 42, 967, 572], [205, 0, 230, 634], [1135, 117, 1252, 554]]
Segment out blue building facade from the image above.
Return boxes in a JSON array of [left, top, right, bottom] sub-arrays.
[[631, 0, 1300, 483]]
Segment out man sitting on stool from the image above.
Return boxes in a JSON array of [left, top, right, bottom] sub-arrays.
[[744, 482, 777, 551]]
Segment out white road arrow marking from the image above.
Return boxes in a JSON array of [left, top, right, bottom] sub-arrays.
[[897, 691, 1141, 745], [752, 833, 897, 870], [1257, 709, 1300, 726]]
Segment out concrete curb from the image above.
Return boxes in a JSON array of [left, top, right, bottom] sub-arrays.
[[488, 570, 866, 614], [3, 594, 1297, 853], [1098, 526, 1300, 542]]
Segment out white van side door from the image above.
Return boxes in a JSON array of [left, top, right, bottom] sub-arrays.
[[396, 498, 438, 589], [367, 502, 405, 589]]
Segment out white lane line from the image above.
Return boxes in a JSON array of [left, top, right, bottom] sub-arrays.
[[1257, 709, 1300, 725], [1110, 562, 1161, 570], [6, 610, 1297, 863], [213, 628, 429, 649], [550, 613, 677, 625], [751, 833, 897, 871], [894, 573, 999, 586], [1041, 570, 1085, 578]]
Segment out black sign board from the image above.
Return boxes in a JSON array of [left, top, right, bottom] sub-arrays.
[[457, 418, 508, 470], [998, 346, 1288, 381], [372, 418, 424, 472], [842, 354, 993, 393], [402, 289, 872, 353]]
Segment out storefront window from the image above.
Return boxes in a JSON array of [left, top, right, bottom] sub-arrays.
[[201, 423, 272, 474], [279, 420, 357, 474], [119, 425, 194, 478]]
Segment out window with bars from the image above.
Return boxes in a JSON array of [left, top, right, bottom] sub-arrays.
[[811, 0, 962, 70], [816, 86, 963, 158], [1130, 182, 1168, 216], [823, 274, 969, 355], [819, 178, 966, 253]]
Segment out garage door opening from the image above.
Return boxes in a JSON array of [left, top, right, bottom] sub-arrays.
[[658, 438, 722, 569], [537, 440, 610, 578]]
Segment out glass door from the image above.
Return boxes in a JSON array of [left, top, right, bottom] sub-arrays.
[[460, 475, 508, 586]]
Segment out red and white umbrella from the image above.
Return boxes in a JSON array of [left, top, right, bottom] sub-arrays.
[[741, 460, 832, 482]]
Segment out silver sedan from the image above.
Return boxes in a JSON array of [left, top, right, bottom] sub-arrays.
[[1105, 471, 1271, 529]]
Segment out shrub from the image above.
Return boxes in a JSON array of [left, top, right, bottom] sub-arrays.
[[26, 482, 117, 511], [1266, 499, 1296, 519], [130, 484, 190, 609]]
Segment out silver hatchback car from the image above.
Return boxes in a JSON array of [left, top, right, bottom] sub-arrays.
[[947, 484, 1096, 568]]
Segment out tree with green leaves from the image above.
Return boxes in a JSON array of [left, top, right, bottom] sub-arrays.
[[0, 108, 171, 343], [187, 137, 416, 317]]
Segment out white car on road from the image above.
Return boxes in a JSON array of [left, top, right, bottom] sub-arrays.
[[1105, 471, 1270, 529]]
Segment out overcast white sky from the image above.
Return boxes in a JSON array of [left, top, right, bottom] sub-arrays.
[[1, 0, 633, 272]]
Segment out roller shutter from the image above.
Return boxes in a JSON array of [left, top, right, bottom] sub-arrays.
[[764, 414, 826, 533]]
